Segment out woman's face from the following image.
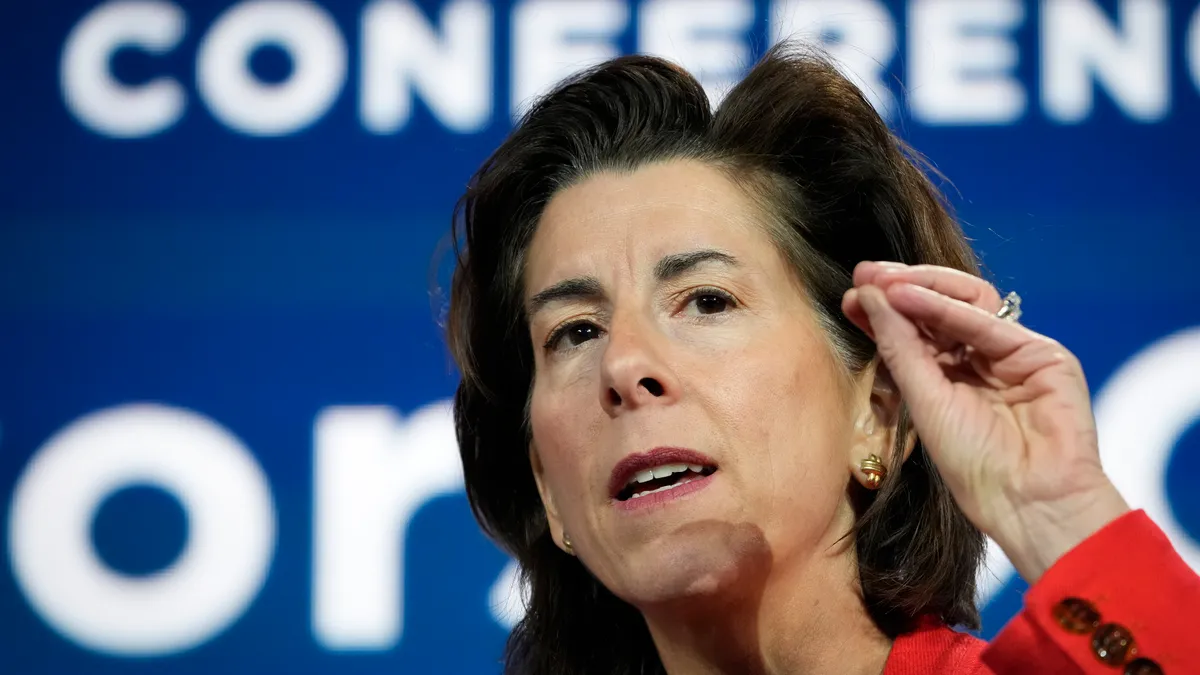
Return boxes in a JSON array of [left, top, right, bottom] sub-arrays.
[[524, 160, 871, 607]]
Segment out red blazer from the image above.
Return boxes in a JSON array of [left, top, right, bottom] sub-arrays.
[[883, 510, 1200, 674]]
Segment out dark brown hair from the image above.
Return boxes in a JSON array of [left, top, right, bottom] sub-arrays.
[[446, 44, 986, 675]]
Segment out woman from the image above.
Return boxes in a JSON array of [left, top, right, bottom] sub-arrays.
[[445, 45, 1198, 674]]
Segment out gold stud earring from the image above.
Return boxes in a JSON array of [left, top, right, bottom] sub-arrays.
[[859, 454, 886, 490], [562, 532, 574, 555]]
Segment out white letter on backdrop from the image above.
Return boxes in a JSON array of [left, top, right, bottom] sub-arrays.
[[1042, 0, 1168, 123], [770, 0, 898, 117], [361, 0, 492, 134], [976, 328, 1200, 605], [511, 0, 629, 117], [312, 401, 464, 650], [638, 0, 753, 106], [60, 1, 186, 138], [8, 404, 276, 656], [909, 0, 1026, 125], [197, 0, 346, 136], [1189, 3, 1200, 96], [489, 559, 529, 629], [1094, 327, 1200, 573]]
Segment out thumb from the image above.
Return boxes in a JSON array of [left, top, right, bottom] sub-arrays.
[[858, 285, 953, 429]]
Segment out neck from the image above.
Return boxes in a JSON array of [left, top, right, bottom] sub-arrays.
[[638, 532, 893, 675]]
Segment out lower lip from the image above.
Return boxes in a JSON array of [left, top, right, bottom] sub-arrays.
[[612, 472, 716, 512]]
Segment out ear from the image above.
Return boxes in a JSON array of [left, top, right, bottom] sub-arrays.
[[850, 360, 916, 480], [529, 443, 568, 552]]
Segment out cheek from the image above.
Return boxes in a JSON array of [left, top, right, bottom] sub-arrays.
[[705, 334, 852, 503], [703, 327, 844, 430], [529, 379, 601, 493]]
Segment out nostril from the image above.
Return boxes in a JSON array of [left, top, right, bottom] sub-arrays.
[[608, 388, 623, 407], [639, 377, 664, 397]]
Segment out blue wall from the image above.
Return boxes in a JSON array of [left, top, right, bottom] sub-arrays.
[[2, 1, 1199, 673]]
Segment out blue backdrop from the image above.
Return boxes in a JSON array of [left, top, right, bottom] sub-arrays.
[[3, 1, 1199, 673]]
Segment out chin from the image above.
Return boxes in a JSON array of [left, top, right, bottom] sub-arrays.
[[608, 521, 774, 608]]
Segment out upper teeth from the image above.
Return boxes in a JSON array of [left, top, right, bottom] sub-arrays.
[[629, 463, 705, 486]]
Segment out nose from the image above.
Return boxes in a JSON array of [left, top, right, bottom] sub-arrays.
[[599, 314, 680, 415]]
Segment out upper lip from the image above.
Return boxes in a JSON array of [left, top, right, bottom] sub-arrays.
[[608, 447, 718, 498]]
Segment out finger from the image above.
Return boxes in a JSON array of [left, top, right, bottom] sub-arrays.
[[856, 262, 1003, 314], [856, 285, 954, 417], [852, 263, 1003, 352], [852, 260, 907, 288], [884, 282, 1029, 361], [844, 288, 947, 358], [847, 282, 959, 353], [988, 338, 1085, 391], [841, 288, 874, 340]]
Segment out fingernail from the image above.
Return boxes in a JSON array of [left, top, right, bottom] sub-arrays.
[[854, 261, 877, 275], [875, 261, 907, 269], [858, 285, 883, 314], [891, 281, 929, 297]]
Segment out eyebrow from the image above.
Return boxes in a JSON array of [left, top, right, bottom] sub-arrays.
[[527, 276, 605, 316], [653, 249, 739, 282], [526, 249, 739, 316]]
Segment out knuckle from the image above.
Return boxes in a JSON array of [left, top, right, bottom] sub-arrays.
[[974, 278, 1002, 306], [1035, 337, 1082, 368], [983, 285, 1003, 307]]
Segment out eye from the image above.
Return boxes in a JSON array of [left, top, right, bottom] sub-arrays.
[[684, 288, 736, 316], [545, 320, 603, 351]]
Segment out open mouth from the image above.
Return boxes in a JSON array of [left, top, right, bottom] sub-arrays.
[[616, 463, 718, 501]]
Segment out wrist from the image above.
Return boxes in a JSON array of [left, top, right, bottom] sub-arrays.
[[991, 481, 1131, 583]]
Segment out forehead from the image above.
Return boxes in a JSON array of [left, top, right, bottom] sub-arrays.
[[527, 161, 771, 284]]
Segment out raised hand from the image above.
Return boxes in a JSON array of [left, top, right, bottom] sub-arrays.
[[842, 261, 1129, 582]]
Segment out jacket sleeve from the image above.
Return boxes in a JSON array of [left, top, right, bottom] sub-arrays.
[[981, 509, 1200, 675]]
